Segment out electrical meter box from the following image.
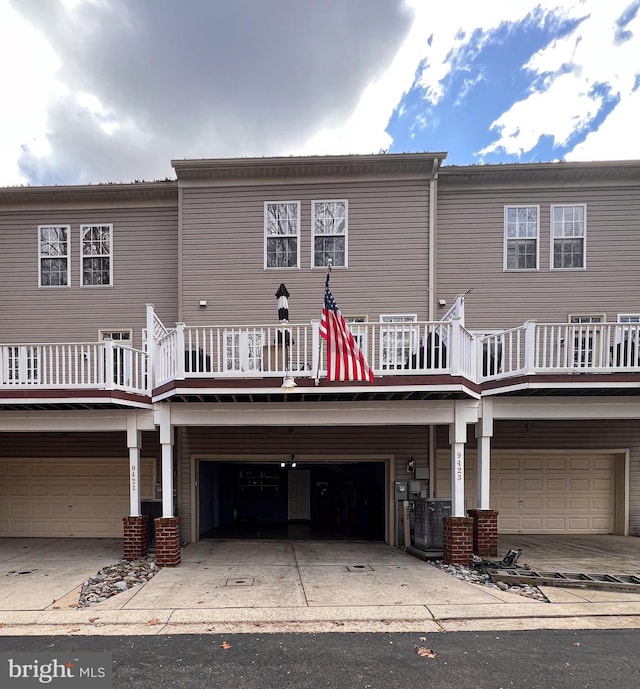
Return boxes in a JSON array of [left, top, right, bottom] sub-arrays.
[[394, 481, 408, 500]]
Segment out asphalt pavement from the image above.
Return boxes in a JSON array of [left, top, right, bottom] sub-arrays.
[[1, 629, 639, 689]]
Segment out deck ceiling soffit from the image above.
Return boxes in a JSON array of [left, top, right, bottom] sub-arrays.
[[0, 408, 155, 432]]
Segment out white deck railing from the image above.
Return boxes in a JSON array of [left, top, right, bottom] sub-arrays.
[[154, 320, 464, 386], [3, 320, 639, 394], [479, 321, 640, 381], [0, 341, 148, 394]]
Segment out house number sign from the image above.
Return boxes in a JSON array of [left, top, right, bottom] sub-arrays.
[[130, 463, 137, 493], [456, 451, 463, 481]]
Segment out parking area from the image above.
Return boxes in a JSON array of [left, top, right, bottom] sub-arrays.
[[1, 535, 639, 615]]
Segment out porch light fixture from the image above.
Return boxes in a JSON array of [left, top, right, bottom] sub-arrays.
[[281, 375, 297, 391]]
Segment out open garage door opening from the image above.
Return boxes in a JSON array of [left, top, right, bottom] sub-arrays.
[[197, 460, 386, 541]]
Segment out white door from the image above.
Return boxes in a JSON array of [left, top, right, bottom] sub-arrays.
[[436, 451, 615, 534], [288, 470, 310, 520], [0, 458, 154, 537]]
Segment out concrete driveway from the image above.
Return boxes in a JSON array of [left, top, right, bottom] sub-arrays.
[[498, 534, 640, 573], [0, 538, 122, 611], [0, 536, 640, 619]]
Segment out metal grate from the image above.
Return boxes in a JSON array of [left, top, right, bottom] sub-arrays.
[[411, 499, 452, 550]]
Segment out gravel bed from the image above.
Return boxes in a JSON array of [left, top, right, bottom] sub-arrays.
[[431, 560, 549, 602], [78, 555, 158, 607]]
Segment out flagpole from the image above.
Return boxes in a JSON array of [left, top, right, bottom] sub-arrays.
[[314, 259, 332, 385]]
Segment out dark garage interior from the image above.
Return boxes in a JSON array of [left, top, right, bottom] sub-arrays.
[[198, 460, 385, 540]]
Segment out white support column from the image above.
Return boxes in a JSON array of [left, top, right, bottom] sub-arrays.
[[475, 398, 494, 511], [449, 401, 468, 517], [127, 414, 142, 517], [156, 403, 175, 518]]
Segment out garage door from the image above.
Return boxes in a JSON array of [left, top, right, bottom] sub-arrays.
[[0, 458, 154, 538], [436, 452, 615, 534]]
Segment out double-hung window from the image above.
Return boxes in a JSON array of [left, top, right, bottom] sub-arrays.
[[38, 225, 70, 287], [551, 204, 586, 269], [265, 202, 299, 268], [504, 206, 539, 270], [312, 200, 347, 268], [81, 224, 112, 286]]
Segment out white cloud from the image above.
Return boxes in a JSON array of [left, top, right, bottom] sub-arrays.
[[478, 0, 640, 160], [0, 0, 61, 185]]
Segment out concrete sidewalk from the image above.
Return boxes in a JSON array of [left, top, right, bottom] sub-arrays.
[[1, 538, 640, 635]]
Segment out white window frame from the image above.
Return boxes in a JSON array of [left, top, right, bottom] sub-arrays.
[[38, 224, 71, 288], [81, 223, 113, 286], [550, 204, 586, 270], [345, 316, 368, 354], [503, 205, 539, 271], [264, 201, 300, 269], [379, 314, 418, 370], [224, 329, 265, 373], [568, 314, 605, 368], [99, 330, 132, 386], [615, 315, 640, 366], [311, 199, 348, 268], [5, 346, 40, 384]]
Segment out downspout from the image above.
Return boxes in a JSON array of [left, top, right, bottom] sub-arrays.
[[428, 160, 439, 321], [177, 182, 184, 323], [428, 159, 440, 496]]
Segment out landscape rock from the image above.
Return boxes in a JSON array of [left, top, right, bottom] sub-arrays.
[[78, 555, 158, 607]]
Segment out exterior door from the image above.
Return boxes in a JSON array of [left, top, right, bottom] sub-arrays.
[[288, 470, 310, 520]]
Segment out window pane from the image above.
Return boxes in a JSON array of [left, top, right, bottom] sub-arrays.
[[83, 257, 110, 285], [41, 258, 69, 286], [267, 237, 297, 267]]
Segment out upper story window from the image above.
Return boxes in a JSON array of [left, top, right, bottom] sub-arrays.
[[81, 224, 112, 286], [504, 206, 539, 271], [551, 204, 586, 269], [265, 202, 299, 268], [618, 315, 640, 323], [38, 225, 70, 287], [312, 200, 347, 268]]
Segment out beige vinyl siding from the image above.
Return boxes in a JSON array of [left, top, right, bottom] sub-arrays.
[[436, 182, 640, 330], [0, 206, 178, 345], [179, 178, 430, 326], [176, 425, 430, 542], [437, 419, 640, 535]]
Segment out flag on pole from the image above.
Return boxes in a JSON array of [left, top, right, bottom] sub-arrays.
[[319, 275, 374, 382]]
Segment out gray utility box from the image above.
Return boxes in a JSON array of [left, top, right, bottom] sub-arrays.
[[411, 498, 452, 551], [394, 481, 409, 501]]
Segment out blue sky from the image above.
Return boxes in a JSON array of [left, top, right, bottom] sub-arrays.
[[0, 0, 639, 185]]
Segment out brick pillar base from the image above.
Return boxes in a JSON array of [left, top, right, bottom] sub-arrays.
[[154, 517, 181, 567], [123, 515, 148, 560], [468, 509, 499, 558], [443, 516, 474, 565]]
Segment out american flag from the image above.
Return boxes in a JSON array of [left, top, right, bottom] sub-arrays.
[[319, 277, 374, 382]]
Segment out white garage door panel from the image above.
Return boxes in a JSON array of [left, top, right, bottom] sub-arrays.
[[0, 458, 154, 538], [436, 451, 615, 535]]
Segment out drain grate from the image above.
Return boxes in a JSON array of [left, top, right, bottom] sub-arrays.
[[6, 569, 39, 576], [345, 564, 374, 572], [224, 577, 255, 587]]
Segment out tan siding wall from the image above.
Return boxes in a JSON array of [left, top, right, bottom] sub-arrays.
[[176, 425, 430, 542], [180, 179, 430, 325], [0, 206, 178, 345], [437, 419, 640, 535], [436, 184, 640, 330]]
